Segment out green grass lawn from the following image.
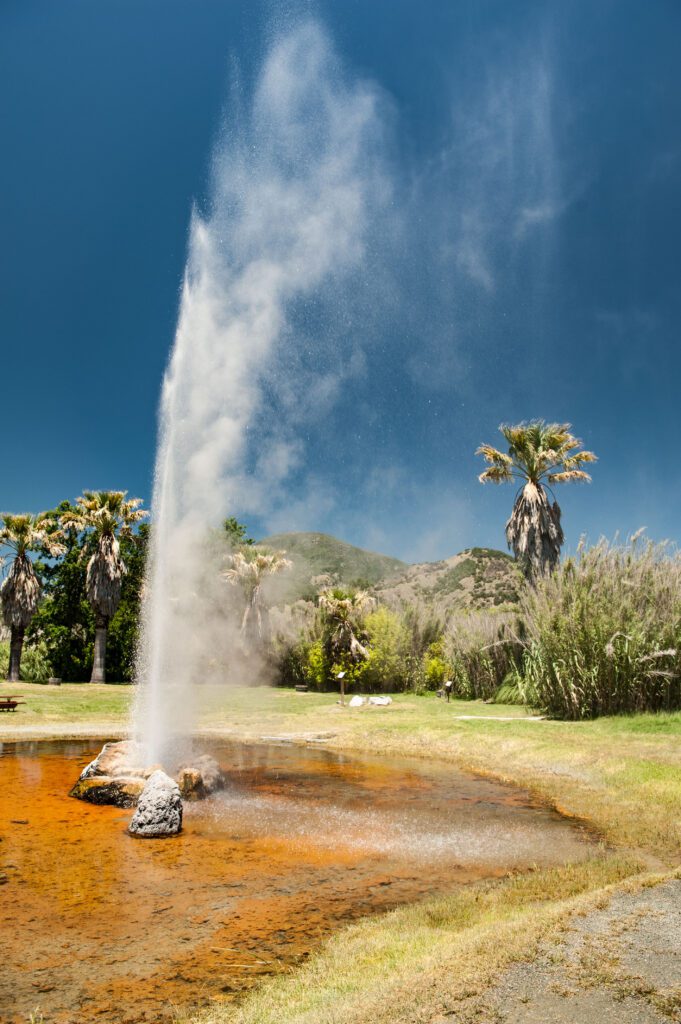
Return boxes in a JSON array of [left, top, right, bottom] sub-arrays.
[[3, 682, 680, 1024], [0, 680, 132, 729]]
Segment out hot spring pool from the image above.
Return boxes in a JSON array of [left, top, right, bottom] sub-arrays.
[[0, 738, 596, 1023]]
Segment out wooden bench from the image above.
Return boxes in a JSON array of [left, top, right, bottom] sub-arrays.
[[0, 696, 25, 712]]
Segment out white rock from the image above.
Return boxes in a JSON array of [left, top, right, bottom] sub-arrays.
[[348, 695, 366, 707], [128, 770, 183, 838], [368, 695, 392, 705]]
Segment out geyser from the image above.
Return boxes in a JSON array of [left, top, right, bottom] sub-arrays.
[[133, 20, 388, 763]]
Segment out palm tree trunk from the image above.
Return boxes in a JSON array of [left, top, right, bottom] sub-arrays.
[[7, 626, 25, 683], [90, 615, 109, 682]]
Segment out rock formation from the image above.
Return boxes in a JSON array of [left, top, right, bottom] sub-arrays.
[[176, 754, 225, 800], [69, 775, 145, 807], [69, 740, 225, 821], [128, 771, 183, 838]]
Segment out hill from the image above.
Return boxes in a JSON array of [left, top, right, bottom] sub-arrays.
[[258, 533, 520, 611], [373, 547, 521, 612], [259, 532, 407, 602]]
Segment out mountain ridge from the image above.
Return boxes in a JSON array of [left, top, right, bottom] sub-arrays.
[[259, 531, 520, 609]]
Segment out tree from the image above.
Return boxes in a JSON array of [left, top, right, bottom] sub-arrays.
[[477, 421, 597, 580], [223, 516, 254, 547], [106, 524, 150, 681], [0, 513, 65, 681], [223, 547, 292, 646], [318, 588, 374, 700], [61, 491, 148, 682], [29, 502, 93, 681]]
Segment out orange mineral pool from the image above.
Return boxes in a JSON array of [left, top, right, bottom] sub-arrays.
[[0, 739, 595, 1023]]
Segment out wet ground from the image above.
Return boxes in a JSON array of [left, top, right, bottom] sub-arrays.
[[1, 739, 596, 1023]]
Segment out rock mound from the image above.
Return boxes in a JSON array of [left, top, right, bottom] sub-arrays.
[[176, 755, 225, 800], [78, 740, 147, 781], [128, 771, 183, 838], [70, 741, 225, 813], [70, 776, 145, 807]]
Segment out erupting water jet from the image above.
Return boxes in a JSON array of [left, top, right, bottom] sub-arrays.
[[131, 19, 389, 767]]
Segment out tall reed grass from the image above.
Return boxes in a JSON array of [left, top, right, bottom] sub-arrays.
[[444, 611, 521, 700], [516, 536, 681, 718]]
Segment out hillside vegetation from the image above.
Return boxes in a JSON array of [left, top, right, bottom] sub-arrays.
[[259, 532, 406, 602], [374, 546, 521, 612], [260, 533, 520, 612]]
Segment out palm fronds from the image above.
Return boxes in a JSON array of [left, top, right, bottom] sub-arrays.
[[1, 554, 41, 629], [0, 511, 64, 681], [478, 465, 514, 484], [0, 512, 65, 627], [60, 491, 148, 618], [0, 512, 65, 558], [223, 547, 292, 643], [546, 470, 592, 484], [477, 420, 597, 579], [318, 588, 374, 664], [59, 491, 147, 681], [61, 491, 147, 540]]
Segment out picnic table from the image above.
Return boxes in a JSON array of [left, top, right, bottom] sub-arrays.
[[0, 695, 25, 712]]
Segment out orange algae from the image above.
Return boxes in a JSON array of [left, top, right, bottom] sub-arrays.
[[0, 740, 594, 1023]]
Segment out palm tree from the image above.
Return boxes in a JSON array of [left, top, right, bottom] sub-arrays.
[[61, 491, 147, 682], [318, 588, 374, 700], [477, 421, 597, 581], [0, 513, 65, 682], [223, 547, 292, 646]]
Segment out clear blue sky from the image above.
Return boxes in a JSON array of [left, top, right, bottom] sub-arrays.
[[2, 0, 680, 562]]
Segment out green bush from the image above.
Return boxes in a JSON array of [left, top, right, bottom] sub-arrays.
[[0, 638, 53, 682], [355, 607, 414, 692], [423, 638, 449, 691], [516, 536, 681, 718], [275, 604, 432, 693]]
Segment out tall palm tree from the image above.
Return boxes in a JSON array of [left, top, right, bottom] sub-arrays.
[[61, 491, 147, 682], [0, 513, 65, 682], [223, 547, 292, 646], [318, 588, 374, 699], [477, 421, 597, 580]]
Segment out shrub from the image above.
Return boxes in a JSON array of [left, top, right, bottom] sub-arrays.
[[274, 603, 433, 693], [355, 607, 413, 692], [0, 638, 53, 682], [516, 536, 681, 718], [423, 638, 450, 691]]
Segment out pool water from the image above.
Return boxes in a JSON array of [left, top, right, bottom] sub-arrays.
[[0, 739, 595, 1023]]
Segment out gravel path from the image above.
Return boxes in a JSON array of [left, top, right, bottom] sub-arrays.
[[451, 878, 681, 1023]]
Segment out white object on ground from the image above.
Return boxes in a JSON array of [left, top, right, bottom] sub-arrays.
[[369, 695, 392, 706], [348, 695, 366, 707]]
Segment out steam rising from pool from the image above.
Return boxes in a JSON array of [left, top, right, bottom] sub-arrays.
[[134, 21, 388, 762]]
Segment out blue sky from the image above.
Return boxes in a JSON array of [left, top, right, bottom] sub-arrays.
[[2, 0, 680, 562]]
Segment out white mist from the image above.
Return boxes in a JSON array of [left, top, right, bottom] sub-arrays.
[[133, 20, 387, 763]]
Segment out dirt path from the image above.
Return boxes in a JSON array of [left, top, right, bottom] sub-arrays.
[[451, 878, 681, 1023]]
